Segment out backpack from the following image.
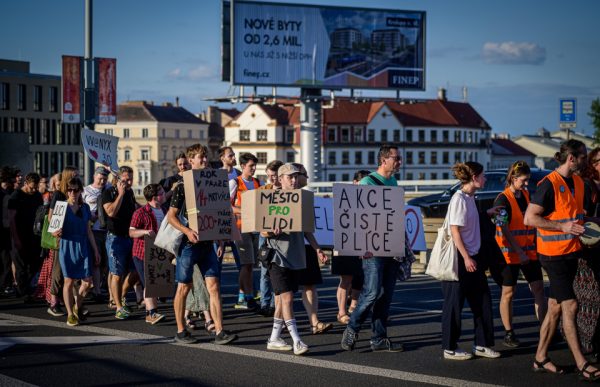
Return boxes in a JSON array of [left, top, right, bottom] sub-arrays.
[[33, 204, 49, 236]]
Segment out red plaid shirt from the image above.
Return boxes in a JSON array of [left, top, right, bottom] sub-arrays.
[[130, 204, 162, 260]]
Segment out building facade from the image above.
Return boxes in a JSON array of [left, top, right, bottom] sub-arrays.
[[96, 101, 208, 195], [0, 59, 83, 176]]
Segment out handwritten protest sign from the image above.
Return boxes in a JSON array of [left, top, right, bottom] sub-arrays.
[[47, 201, 68, 234], [333, 183, 405, 257], [81, 128, 119, 171], [144, 236, 175, 298], [241, 189, 314, 233], [183, 169, 233, 241], [405, 206, 426, 251], [313, 196, 333, 247]]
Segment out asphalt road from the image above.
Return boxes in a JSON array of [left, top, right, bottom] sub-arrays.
[[0, 263, 587, 386]]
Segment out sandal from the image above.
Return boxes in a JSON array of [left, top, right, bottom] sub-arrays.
[[185, 316, 197, 330], [579, 361, 600, 382], [204, 319, 215, 334], [337, 314, 350, 325], [532, 358, 564, 374], [348, 306, 355, 314], [311, 321, 333, 335]]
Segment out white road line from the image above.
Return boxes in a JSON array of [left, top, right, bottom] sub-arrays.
[[0, 373, 38, 387], [0, 320, 35, 327], [0, 313, 505, 387]]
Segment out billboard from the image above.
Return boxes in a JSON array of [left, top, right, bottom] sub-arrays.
[[62, 55, 83, 124], [96, 58, 117, 124], [230, 0, 426, 90]]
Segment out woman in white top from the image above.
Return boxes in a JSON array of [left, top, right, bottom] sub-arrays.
[[441, 161, 502, 360]]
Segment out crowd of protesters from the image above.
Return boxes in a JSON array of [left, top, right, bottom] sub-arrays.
[[2, 139, 600, 380]]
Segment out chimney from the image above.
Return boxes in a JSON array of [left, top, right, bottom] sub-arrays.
[[462, 86, 468, 102], [437, 87, 447, 101], [175, 96, 180, 107]]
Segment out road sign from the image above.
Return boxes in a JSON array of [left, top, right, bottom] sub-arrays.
[[559, 98, 577, 124]]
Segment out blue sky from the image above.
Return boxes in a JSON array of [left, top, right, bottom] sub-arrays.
[[1, 0, 599, 137]]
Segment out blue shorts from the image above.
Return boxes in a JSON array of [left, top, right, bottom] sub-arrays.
[[133, 257, 145, 288], [176, 241, 221, 284], [106, 233, 132, 277]]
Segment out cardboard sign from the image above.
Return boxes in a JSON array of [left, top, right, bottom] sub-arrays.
[[333, 183, 405, 257], [313, 196, 334, 247], [241, 189, 315, 233], [144, 236, 175, 298], [47, 201, 68, 234], [183, 169, 233, 241], [81, 128, 119, 171]]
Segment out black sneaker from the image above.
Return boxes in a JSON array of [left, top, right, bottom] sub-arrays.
[[370, 338, 404, 352], [247, 298, 258, 310], [257, 307, 271, 317], [341, 327, 357, 351], [503, 332, 520, 348], [174, 330, 198, 344], [214, 330, 238, 345]]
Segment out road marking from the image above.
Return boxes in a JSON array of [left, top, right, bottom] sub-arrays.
[[0, 313, 504, 387], [0, 373, 37, 387], [0, 320, 35, 327]]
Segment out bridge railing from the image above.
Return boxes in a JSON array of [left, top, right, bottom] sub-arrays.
[[307, 179, 458, 197]]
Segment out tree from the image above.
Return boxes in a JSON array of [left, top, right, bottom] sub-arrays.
[[590, 98, 600, 146]]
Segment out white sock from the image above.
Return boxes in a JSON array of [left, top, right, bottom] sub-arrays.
[[270, 318, 284, 341], [285, 319, 301, 344]]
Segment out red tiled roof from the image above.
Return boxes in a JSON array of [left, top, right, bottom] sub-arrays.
[[492, 138, 536, 157]]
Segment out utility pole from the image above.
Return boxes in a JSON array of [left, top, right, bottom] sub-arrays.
[[300, 88, 322, 183], [83, 0, 96, 184]]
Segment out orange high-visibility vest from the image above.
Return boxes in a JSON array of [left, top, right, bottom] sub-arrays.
[[495, 188, 536, 264], [234, 176, 260, 230], [536, 171, 584, 257]]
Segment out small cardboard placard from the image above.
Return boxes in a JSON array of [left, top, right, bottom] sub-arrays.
[[47, 201, 68, 234], [81, 128, 119, 171], [241, 189, 315, 233], [144, 236, 175, 298], [333, 183, 405, 257], [183, 169, 233, 241]]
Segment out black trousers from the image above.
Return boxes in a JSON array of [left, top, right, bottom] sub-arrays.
[[12, 237, 42, 296], [441, 252, 495, 350]]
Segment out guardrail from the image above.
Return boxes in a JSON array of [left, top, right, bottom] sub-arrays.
[[307, 179, 458, 196]]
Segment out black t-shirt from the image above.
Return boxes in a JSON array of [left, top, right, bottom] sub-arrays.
[[583, 179, 598, 217], [169, 183, 187, 220], [102, 187, 136, 237], [493, 191, 528, 225], [8, 189, 43, 240], [49, 191, 67, 210]]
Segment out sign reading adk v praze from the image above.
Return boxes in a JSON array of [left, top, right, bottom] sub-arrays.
[[81, 128, 119, 172], [333, 184, 405, 257]]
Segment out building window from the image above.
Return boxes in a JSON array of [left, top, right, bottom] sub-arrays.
[[123, 128, 130, 138], [381, 129, 388, 142], [406, 151, 413, 165], [141, 149, 149, 160], [353, 128, 363, 142], [124, 149, 131, 161], [443, 172, 449, 179], [341, 151, 350, 165], [162, 128, 166, 138], [368, 129, 375, 142], [257, 152, 267, 164], [418, 130, 425, 142], [393, 129, 400, 142], [33, 85, 42, 111], [342, 173, 350, 181], [239, 130, 250, 141], [175, 129, 180, 139], [341, 128, 350, 142], [0, 83, 9, 110], [327, 128, 336, 142], [257, 130, 268, 141], [142, 128, 149, 138], [455, 151, 461, 162], [188, 130, 193, 139], [394, 173, 401, 180], [406, 172, 413, 180], [443, 130, 449, 143], [162, 147, 167, 159], [49, 87, 58, 112], [355, 151, 362, 165], [104, 128, 113, 136], [368, 151, 375, 165], [285, 128, 294, 143], [418, 151, 425, 164], [418, 172, 425, 180], [18, 84, 27, 111], [199, 130, 205, 140], [431, 172, 437, 180], [406, 130, 413, 142], [286, 151, 295, 163], [328, 151, 336, 165], [431, 130, 437, 143], [431, 152, 438, 164], [443, 151, 449, 164], [454, 131, 461, 142], [468, 131, 473, 143], [328, 174, 336, 182]]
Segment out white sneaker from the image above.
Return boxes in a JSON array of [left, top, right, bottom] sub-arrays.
[[293, 340, 309, 356], [267, 337, 292, 351], [472, 346, 501, 359], [443, 349, 473, 360]]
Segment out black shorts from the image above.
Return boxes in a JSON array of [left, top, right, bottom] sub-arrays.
[[541, 258, 579, 302], [295, 245, 323, 286], [491, 260, 543, 287], [267, 263, 299, 295], [331, 255, 361, 276]]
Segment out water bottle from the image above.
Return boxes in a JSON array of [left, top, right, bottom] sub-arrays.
[[495, 208, 508, 226]]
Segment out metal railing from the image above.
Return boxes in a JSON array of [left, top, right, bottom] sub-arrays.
[[307, 179, 458, 195]]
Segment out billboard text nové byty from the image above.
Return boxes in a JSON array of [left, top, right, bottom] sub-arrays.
[[230, 0, 426, 90]]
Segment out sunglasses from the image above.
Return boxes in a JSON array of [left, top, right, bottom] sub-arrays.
[[67, 188, 81, 193]]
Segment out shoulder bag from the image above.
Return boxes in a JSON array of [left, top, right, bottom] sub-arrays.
[[154, 201, 187, 256], [425, 215, 459, 281]]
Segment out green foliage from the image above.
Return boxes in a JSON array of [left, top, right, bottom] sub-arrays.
[[590, 98, 600, 146]]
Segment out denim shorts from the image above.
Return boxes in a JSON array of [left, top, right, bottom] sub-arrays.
[[106, 233, 132, 276], [176, 241, 221, 284], [132, 256, 145, 288]]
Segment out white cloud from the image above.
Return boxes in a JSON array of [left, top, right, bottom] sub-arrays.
[[167, 64, 216, 81], [168, 68, 181, 78], [482, 41, 546, 65]]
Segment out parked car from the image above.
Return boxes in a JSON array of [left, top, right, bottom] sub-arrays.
[[407, 169, 552, 218]]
